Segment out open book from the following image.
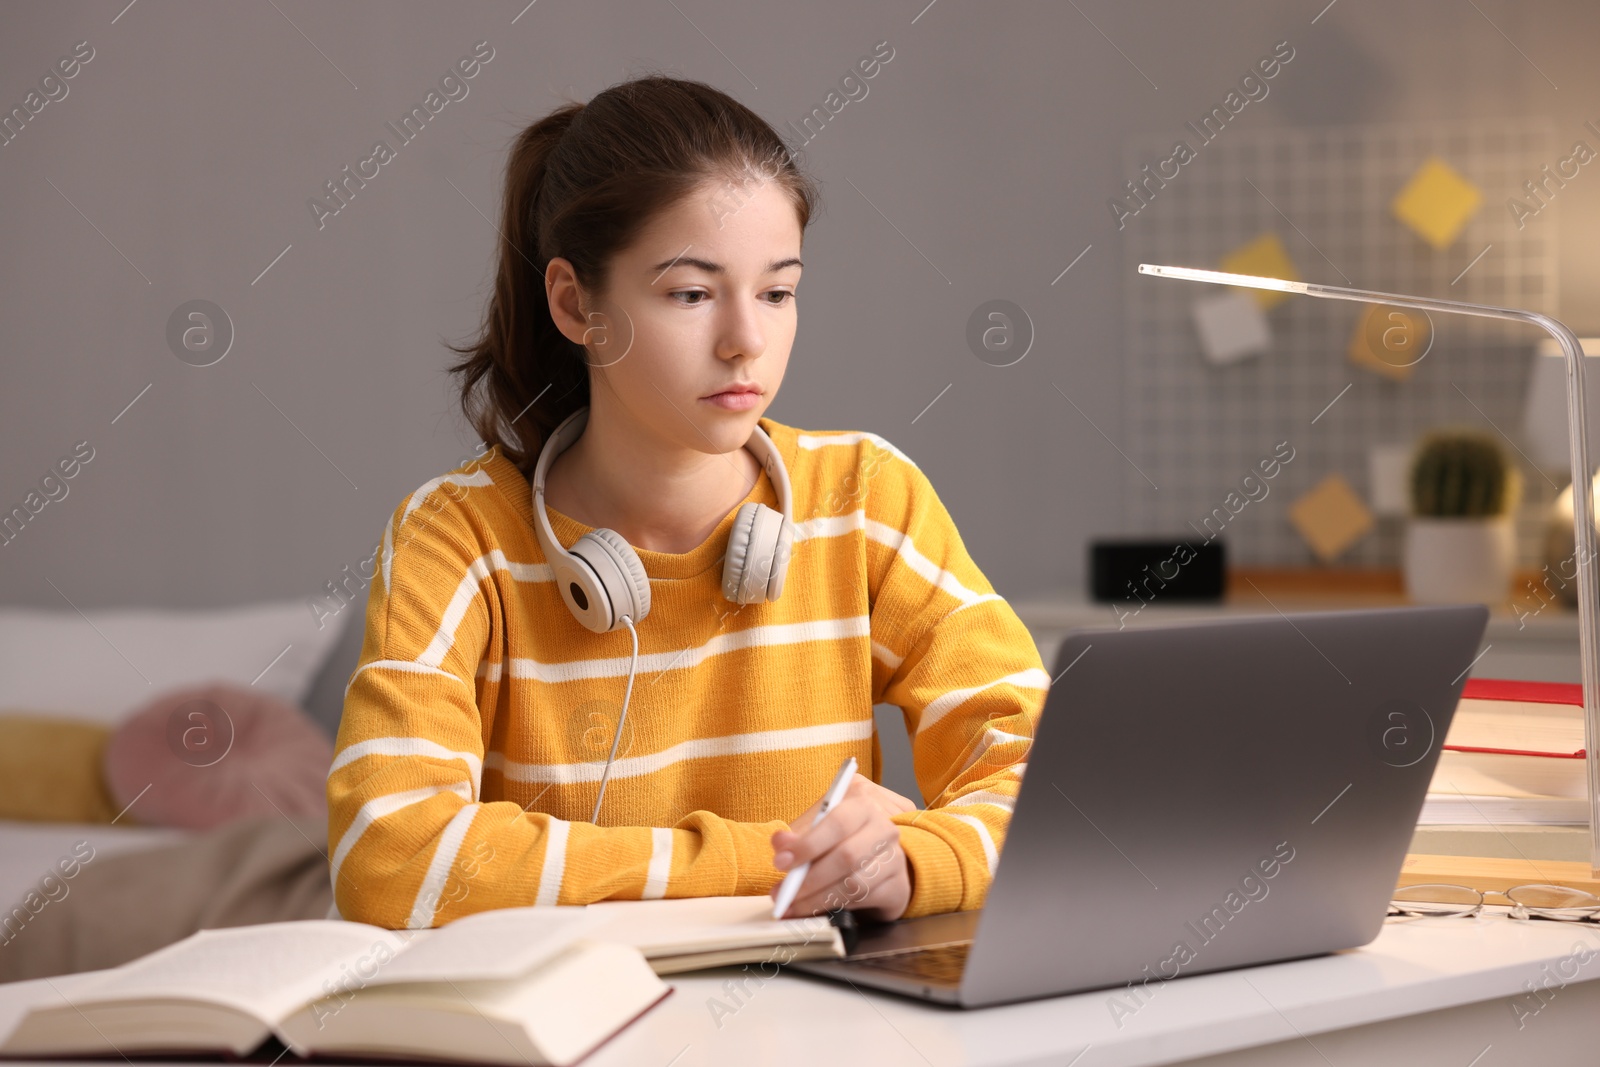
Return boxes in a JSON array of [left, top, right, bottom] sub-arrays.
[[0, 896, 845, 1066]]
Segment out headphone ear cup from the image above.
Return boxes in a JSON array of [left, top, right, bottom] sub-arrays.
[[568, 529, 651, 632], [723, 504, 752, 604], [766, 519, 793, 601], [724, 503, 790, 605], [548, 549, 610, 633]]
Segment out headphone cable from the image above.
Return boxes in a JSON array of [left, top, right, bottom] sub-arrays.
[[590, 614, 639, 824]]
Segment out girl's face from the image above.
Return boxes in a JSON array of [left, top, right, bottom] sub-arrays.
[[549, 175, 804, 456]]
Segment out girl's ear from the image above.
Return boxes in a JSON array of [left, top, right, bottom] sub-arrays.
[[545, 256, 590, 346]]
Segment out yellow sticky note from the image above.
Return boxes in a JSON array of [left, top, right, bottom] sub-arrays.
[[1391, 157, 1481, 250], [1219, 232, 1299, 310], [1288, 473, 1375, 562], [1348, 303, 1432, 382]]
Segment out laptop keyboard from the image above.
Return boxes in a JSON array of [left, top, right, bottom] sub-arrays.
[[840, 941, 971, 985]]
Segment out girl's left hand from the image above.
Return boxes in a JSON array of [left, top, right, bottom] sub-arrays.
[[768, 773, 912, 922]]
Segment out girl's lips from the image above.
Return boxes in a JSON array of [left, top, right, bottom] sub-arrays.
[[702, 391, 761, 411]]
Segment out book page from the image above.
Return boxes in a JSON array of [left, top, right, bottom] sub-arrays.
[[582, 896, 836, 955], [280, 941, 668, 1067], [66, 920, 408, 1024], [1447, 701, 1584, 754], [0, 970, 115, 1047], [361, 906, 607, 986]]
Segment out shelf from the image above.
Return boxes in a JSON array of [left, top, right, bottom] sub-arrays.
[[1012, 567, 1580, 642]]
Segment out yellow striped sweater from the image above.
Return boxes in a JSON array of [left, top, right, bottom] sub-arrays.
[[327, 418, 1050, 929]]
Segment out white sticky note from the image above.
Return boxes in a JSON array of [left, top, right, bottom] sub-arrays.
[[1521, 338, 1600, 473], [1190, 290, 1271, 365], [1368, 442, 1412, 516], [1522, 349, 1569, 472]]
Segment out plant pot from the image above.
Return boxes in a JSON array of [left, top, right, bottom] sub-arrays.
[[1402, 515, 1515, 605]]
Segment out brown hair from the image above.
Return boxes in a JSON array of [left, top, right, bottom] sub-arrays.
[[446, 74, 821, 471]]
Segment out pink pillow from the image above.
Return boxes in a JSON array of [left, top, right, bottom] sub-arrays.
[[102, 682, 332, 830]]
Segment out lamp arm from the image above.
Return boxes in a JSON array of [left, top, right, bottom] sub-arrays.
[[1139, 264, 1600, 875]]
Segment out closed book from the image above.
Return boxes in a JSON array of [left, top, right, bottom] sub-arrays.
[[1428, 678, 1586, 801], [1417, 793, 1589, 826]]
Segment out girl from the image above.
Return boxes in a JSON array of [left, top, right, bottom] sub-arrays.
[[327, 75, 1048, 931]]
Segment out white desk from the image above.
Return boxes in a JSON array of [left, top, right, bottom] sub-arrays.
[[592, 911, 1600, 1067], [3, 912, 1595, 1065]]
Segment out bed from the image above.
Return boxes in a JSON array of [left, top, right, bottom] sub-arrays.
[[0, 599, 367, 982]]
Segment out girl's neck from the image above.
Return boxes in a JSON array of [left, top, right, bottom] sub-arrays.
[[542, 410, 760, 556]]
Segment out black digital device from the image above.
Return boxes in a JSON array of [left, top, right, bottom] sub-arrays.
[[1088, 538, 1226, 604]]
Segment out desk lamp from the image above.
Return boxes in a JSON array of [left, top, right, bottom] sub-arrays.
[[1138, 262, 1600, 874]]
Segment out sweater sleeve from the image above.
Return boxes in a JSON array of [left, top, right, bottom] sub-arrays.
[[326, 487, 790, 930], [862, 439, 1051, 919]]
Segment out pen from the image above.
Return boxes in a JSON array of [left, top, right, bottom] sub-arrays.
[[771, 755, 858, 920]]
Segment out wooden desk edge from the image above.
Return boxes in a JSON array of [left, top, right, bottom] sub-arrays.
[[1400, 853, 1600, 897]]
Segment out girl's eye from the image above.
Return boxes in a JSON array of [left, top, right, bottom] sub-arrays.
[[670, 290, 794, 307]]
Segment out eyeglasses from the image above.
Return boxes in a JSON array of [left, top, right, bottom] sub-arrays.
[[1388, 883, 1600, 923]]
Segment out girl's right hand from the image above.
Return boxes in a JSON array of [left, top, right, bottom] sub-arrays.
[[769, 773, 913, 922]]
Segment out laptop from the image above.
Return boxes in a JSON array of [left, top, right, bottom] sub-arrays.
[[790, 604, 1489, 1008]]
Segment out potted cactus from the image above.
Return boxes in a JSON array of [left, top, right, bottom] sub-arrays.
[[1403, 429, 1523, 604]]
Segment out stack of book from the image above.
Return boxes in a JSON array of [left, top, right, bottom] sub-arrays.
[[0, 896, 843, 1065], [1422, 678, 1588, 826]]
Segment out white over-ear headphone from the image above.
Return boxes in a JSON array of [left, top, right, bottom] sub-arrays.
[[529, 404, 796, 634]]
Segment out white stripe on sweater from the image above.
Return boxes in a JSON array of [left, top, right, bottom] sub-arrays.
[[918, 668, 1051, 737], [792, 509, 991, 614], [947, 812, 999, 875], [401, 469, 496, 527], [329, 738, 484, 801], [642, 827, 674, 900], [864, 517, 999, 609], [381, 469, 496, 590], [956, 728, 1032, 777], [487, 617, 872, 685], [417, 553, 497, 669], [330, 781, 472, 890], [380, 514, 396, 592], [795, 430, 918, 469], [414, 549, 553, 669], [535, 818, 571, 906], [791, 512, 860, 543], [344, 659, 471, 701], [407, 803, 480, 929], [414, 509, 993, 682], [948, 789, 1017, 814], [486, 719, 873, 785], [871, 640, 903, 671]]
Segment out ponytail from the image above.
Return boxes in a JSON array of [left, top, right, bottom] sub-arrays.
[[446, 102, 588, 471]]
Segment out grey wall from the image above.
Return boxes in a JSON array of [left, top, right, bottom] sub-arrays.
[[3, 0, 1599, 617]]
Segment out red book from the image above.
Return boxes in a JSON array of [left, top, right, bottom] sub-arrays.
[[1430, 679, 1587, 800]]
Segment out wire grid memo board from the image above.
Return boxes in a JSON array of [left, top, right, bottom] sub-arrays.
[[1120, 117, 1560, 568]]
